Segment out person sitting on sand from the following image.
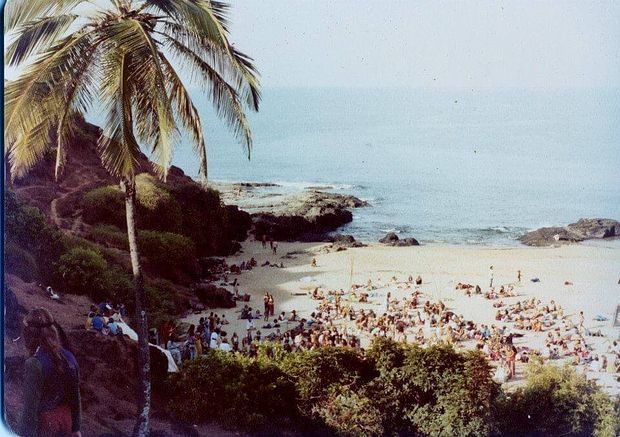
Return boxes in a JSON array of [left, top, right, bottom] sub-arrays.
[[415, 275, 423, 286], [311, 258, 317, 268], [288, 310, 298, 322], [219, 338, 232, 353]]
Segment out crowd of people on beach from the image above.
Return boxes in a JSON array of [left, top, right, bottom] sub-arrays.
[[175, 266, 620, 387]]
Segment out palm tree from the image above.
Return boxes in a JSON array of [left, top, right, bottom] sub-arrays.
[[4, 1, 259, 435]]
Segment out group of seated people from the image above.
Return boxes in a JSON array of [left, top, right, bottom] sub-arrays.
[[85, 301, 126, 336]]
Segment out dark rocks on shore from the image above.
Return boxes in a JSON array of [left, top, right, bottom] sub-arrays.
[[519, 218, 620, 246], [252, 191, 368, 241], [320, 234, 367, 253], [192, 283, 236, 308], [379, 232, 420, 246]]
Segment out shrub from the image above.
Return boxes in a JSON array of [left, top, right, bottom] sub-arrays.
[[138, 230, 198, 280], [4, 190, 67, 281], [279, 346, 376, 421], [135, 173, 183, 233], [146, 279, 185, 329], [89, 224, 129, 249], [52, 247, 108, 300], [167, 351, 296, 431], [103, 267, 134, 307], [4, 242, 39, 282], [315, 387, 383, 437], [496, 358, 619, 437], [81, 186, 125, 227]]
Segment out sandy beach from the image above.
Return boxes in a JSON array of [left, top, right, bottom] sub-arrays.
[[183, 241, 620, 393]]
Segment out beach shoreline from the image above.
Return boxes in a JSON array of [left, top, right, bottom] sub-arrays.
[[182, 240, 620, 394]]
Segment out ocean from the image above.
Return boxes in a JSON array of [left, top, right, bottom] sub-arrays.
[[115, 87, 620, 245]]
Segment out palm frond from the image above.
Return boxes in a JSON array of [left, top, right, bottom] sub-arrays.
[[98, 47, 142, 178], [5, 31, 98, 178], [158, 20, 260, 110], [4, 0, 87, 32], [5, 14, 79, 67], [124, 19, 177, 178], [143, 0, 229, 47], [5, 31, 94, 138], [161, 32, 252, 157], [54, 44, 101, 179], [159, 53, 208, 182]]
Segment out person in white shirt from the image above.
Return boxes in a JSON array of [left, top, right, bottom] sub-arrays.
[[219, 339, 232, 352], [210, 330, 220, 349]]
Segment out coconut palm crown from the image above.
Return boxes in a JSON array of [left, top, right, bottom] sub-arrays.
[[5, 0, 260, 182]]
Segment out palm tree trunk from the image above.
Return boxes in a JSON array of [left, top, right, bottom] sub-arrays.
[[121, 178, 151, 437]]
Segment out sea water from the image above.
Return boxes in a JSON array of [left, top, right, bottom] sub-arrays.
[[128, 87, 620, 245]]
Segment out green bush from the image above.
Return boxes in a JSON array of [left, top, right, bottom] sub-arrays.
[[170, 182, 250, 256], [496, 358, 619, 437], [52, 247, 108, 300], [165, 338, 618, 437], [103, 267, 134, 306], [81, 186, 125, 228], [138, 230, 198, 280], [279, 346, 375, 419], [135, 173, 183, 233], [89, 224, 129, 249], [4, 242, 39, 282], [167, 351, 296, 431], [146, 279, 185, 329], [314, 386, 383, 437], [4, 190, 67, 282], [365, 340, 499, 436]]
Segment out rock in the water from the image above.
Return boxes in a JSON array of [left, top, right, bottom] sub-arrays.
[[379, 232, 419, 246], [519, 218, 620, 246], [379, 232, 400, 244]]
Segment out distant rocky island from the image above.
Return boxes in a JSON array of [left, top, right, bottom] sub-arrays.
[[519, 218, 620, 246]]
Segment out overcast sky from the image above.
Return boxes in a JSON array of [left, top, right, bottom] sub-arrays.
[[4, 1, 620, 88], [225, 0, 620, 88]]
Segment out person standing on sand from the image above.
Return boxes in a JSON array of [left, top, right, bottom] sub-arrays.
[[263, 293, 270, 321], [268, 294, 275, 317], [273, 241, 278, 255], [19, 308, 82, 437], [262, 234, 267, 249], [517, 270, 522, 283], [269, 237, 274, 250], [489, 265, 494, 288]]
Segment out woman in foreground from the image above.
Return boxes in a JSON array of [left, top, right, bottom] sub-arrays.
[[18, 308, 81, 437]]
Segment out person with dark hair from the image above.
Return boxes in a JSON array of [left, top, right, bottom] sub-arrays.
[[19, 308, 81, 437]]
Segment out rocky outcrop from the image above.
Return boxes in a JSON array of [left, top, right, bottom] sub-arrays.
[[379, 232, 420, 246], [192, 283, 236, 308], [250, 191, 369, 241], [519, 218, 620, 246]]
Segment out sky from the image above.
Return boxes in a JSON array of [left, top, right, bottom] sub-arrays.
[[4, 0, 620, 88], [224, 0, 620, 88]]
